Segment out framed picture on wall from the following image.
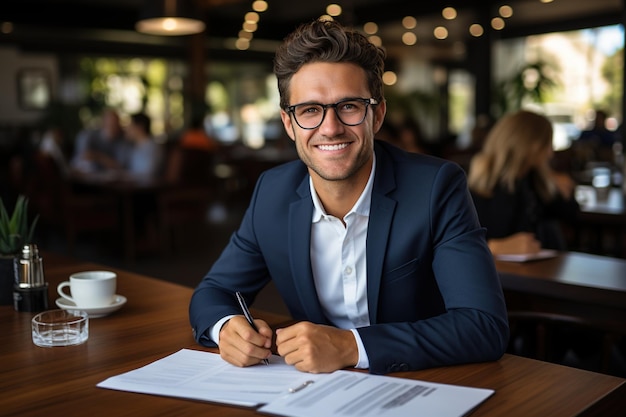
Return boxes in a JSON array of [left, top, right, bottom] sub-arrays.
[[17, 68, 51, 110]]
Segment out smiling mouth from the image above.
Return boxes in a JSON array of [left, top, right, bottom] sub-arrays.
[[317, 143, 349, 151]]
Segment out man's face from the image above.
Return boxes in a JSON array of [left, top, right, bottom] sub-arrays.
[[102, 111, 122, 141], [280, 62, 385, 183]]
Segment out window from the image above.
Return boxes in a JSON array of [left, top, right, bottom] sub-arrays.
[[493, 24, 624, 149]]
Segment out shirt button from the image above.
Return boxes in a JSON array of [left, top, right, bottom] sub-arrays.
[[344, 266, 353, 275]]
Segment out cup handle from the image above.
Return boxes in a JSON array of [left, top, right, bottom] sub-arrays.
[[57, 281, 75, 303]]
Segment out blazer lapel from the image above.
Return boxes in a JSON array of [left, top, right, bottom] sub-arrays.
[[366, 144, 397, 324], [288, 177, 328, 323]]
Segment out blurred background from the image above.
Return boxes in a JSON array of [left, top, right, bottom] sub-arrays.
[[1, 0, 625, 290]]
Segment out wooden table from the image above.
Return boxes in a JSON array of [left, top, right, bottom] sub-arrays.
[[496, 251, 626, 324], [3, 251, 625, 417]]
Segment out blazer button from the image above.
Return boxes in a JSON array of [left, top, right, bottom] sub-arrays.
[[399, 363, 409, 371], [389, 364, 399, 372]]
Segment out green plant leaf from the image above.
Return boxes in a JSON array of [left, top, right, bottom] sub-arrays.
[[0, 199, 10, 237], [26, 215, 39, 243], [0, 195, 38, 255]]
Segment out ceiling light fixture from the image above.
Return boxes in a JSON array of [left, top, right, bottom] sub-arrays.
[[136, 0, 205, 36], [442, 7, 457, 20], [402, 16, 417, 30], [252, 0, 268, 13], [326, 4, 342, 17], [469, 24, 484, 37], [363, 22, 378, 34], [491, 17, 505, 30]]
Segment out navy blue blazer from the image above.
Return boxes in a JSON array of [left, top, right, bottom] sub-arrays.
[[189, 140, 509, 374]]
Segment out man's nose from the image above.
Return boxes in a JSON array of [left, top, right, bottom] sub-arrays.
[[318, 108, 345, 135]]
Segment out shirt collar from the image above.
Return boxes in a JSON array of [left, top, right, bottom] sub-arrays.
[[310, 153, 376, 223]]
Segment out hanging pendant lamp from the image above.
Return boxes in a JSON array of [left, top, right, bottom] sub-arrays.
[[136, 0, 205, 36]]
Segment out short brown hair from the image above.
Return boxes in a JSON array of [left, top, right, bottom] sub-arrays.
[[130, 112, 151, 135], [273, 19, 386, 109]]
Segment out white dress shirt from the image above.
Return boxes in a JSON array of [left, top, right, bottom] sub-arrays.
[[308, 155, 375, 369]]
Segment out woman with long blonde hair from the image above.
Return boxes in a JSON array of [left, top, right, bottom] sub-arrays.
[[468, 110, 579, 255]]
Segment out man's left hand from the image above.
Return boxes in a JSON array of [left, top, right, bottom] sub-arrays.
[[275, 321, 358, 373]]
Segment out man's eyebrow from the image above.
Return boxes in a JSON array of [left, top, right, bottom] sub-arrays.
[[291, 97, 365, 106]]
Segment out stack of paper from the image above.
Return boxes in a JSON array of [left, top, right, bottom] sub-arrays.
[[97, 349, 494, 417]]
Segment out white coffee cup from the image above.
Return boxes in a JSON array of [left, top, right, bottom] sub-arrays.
[[57, 271, 117, 307]]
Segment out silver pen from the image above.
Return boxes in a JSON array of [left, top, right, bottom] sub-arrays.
[[235, 291, 270, 365]]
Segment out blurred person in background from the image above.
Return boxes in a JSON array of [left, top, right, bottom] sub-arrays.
[[178, 113, 220, 152], [377, 115, 427, 154], [164, 113, 221, 185], [573, 109, 620, 167], [39, 126, 70, 177], [124, 112, 164, 183], [467, 110, 580, 255], [70, 108, 130, 174], [123, 112, 165, 252]]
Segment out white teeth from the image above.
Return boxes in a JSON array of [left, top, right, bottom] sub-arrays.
[[318, 143, 348, 151]]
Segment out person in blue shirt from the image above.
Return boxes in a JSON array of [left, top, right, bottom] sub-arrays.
[[70, 108, 130, 174], [124, 112, 163, 183], [189, 19, 509, 375]]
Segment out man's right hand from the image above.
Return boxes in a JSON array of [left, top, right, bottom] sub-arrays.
[[218, 315, 272, 367]]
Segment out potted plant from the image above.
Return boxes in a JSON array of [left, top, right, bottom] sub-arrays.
[[0, 195, 39, 305]]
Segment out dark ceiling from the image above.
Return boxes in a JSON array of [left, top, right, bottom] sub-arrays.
[[2, 0, 623, 61]]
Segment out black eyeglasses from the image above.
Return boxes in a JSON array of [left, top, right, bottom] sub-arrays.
[[284, 98, 378, 130]]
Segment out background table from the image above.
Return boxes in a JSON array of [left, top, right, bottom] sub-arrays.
[[497, 251, 626, 324], [2, 251, 625, 416]]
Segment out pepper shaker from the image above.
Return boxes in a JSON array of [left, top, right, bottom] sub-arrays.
[[13, 244, 49, 312]]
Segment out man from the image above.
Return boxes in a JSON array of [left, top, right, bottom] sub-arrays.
[[575, 109, 620, 164], [189, 19, 509, 375], [124, 112, 163, 182], [70, 108, 130, 173]]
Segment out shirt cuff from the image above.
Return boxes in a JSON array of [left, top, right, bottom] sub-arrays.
[[209, 315, 236, 344], [350, 328, 370, 369]]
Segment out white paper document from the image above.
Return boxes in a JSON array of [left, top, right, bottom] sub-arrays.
[[259, 371, 494, 417], [97, 349, 494, 417], [97, 348, 323, 407]]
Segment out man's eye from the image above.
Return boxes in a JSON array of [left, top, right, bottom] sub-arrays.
[[339, 102, 360, 112], [298, 105, 321, 115]]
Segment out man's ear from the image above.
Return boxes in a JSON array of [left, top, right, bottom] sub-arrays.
[[280, 109, 296, 141], [373, 99, 387, 134]]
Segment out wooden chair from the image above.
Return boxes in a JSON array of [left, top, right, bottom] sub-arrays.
[[25, 152, 120, 255], [507, 311, 625, 375]]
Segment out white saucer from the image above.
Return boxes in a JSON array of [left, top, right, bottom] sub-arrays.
[[55, 295, 127, 318]]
